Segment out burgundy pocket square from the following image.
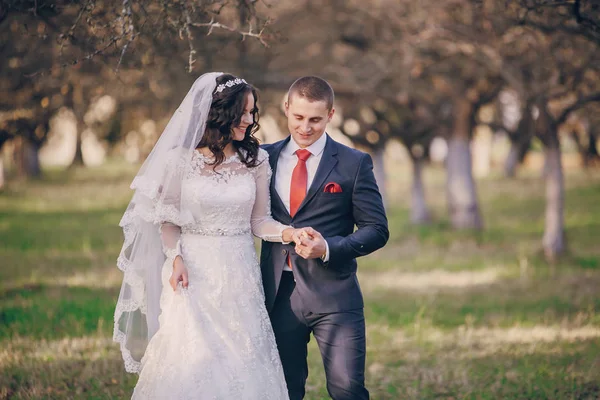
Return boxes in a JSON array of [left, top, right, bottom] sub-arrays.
[[324, 182, 343, 193]]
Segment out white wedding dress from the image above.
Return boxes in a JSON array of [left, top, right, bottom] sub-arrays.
[[131, 148, 289, 400]]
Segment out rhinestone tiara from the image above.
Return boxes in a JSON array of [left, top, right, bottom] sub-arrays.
[[214, 78, 247, 93]]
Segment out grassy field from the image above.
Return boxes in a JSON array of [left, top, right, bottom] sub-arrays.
[[1, 160, 599, 399]]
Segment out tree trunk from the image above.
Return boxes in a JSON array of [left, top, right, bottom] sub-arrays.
[[71, 119, 85, 167], [70, 83, 85, 167], [371, 145, 387, 206], [0, 133, 8, 189], [446, 137, 483, 229], [584, 129, 599, 167], [13, 134, 41, 178], [504, 134, 532, 177], [504, 141, 520, 178], [0, 153, 4, 190], [21, 138, 41, 178], [505, 104, 534, 178], [410, 156, 430, 224], [542, 144, 565, 261], [536, 101, 565, 261], [446, 98, 483, 230]]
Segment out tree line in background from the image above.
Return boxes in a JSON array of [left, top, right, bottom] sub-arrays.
[[1, 0, 599, 262]]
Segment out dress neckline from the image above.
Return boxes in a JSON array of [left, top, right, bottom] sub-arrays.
[[193, 150, 240, 164]]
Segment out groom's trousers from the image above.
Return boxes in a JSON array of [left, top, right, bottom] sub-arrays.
[[270, 271, 369, 400]]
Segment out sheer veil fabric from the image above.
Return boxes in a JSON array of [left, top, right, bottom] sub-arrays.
[[113, 72, 222, 373]]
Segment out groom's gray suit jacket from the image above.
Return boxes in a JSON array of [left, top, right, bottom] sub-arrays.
[[260, 135, 389, 314]]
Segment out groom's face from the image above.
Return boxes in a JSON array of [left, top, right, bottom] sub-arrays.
[[285, 94, 334, 148]]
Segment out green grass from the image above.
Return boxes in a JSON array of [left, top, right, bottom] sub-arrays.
[[1, 162, 599, 399]]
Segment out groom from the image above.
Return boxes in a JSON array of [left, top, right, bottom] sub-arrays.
[[260, 76, 389, 400]]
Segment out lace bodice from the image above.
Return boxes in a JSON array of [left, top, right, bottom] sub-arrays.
[[159, 148, 288, 259]]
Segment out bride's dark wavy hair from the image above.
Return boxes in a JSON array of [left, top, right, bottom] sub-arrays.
[[197, 73, 261, 168]]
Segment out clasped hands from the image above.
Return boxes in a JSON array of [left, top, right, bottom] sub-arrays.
[[285, 227, 327, 260]]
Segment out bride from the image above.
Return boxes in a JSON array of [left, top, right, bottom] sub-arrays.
[[113, 72, 300, 399]]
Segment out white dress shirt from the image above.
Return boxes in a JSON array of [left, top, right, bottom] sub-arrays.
[[275, 133, 330, 270]]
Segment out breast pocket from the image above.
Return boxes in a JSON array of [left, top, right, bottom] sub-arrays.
[[320, 191, 346, 199], [315, 190, 350, 212], [316, 175, 351, 207]]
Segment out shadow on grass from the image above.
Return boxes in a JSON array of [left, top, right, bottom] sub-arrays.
[[2, 335, 598, 400], [0, 356, 136, 400], [364, 271, 600, 329], [367, 338, 600, 400]]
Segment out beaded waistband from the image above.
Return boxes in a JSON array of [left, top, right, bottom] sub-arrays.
[[180, 226, 251, 236]]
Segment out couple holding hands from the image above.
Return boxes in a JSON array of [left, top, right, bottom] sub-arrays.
[[114, 72, 388, 399]]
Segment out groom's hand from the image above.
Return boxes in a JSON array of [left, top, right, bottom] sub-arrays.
[[294, 227, 327, 260]]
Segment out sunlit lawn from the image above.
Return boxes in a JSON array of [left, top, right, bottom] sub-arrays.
[[1, 159, 599, 399]]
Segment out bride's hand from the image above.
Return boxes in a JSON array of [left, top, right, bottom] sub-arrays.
[[169, 256, 189, 291], [282, 227, 313, 244], [291, 228, 312, 245]]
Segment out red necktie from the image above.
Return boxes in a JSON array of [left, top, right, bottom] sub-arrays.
[[288, 149, 311, 270], [290, 149, 311, 217]]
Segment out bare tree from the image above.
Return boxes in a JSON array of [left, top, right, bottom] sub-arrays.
[[508, 0, 600, 43], [0, 0, 272, 176]]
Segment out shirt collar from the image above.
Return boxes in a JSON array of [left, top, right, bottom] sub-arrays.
[[286, 133, 327, 157]]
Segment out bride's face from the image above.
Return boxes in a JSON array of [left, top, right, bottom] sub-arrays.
[[232, 92, 255, 141]]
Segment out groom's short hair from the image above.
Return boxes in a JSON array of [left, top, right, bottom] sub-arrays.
[[288, 76, 334, 111]]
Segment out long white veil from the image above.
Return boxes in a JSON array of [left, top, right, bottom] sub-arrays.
[[113, 72, 222, 373]]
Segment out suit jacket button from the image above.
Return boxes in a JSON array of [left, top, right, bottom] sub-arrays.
[[282, 249, 288, 255]]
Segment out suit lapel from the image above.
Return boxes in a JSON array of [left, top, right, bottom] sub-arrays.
[[268, 137, 290, 217], [294, 135, 338, 217]]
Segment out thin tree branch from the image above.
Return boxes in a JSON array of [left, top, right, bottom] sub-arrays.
[[556, 92, 600, 125], [190, 19, 270, 47]]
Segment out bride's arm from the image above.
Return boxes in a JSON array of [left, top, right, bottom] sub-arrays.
[[157, 159, 188, 289], [157, 164, 184, 260], [159, 222, 181, 260], [160, 222, 188, 290], [251, 150, 296, 243]]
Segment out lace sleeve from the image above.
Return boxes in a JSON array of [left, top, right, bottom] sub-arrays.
[[160, 223, 181, 260], [157, 152, 184, 259], [251, 149, 290, 242]]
